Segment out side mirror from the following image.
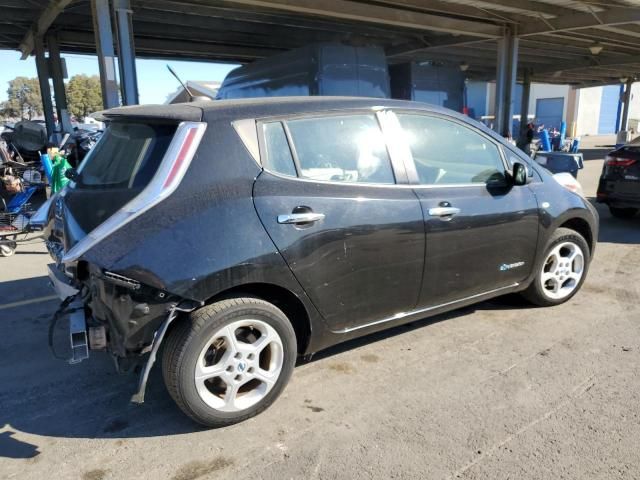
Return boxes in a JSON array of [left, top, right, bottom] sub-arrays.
[[512, 162, 528, 186]]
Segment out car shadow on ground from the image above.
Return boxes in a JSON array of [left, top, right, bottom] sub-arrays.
[[0, 280, 527, 446], [305, 294, 527, 364], [0, 357, 205, 446], [0, 432, 40, 459], [0, 276, 205, 445], [0, 275, 52, 304], [581, 147, 611, 162], [588, 198, 640, 244]]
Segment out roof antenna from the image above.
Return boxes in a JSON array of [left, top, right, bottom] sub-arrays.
[[167, 64, 196, 101]]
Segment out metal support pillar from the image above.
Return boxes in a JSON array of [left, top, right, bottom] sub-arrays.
[[92, 0, 119, 109], [494, 27, 519, 137], [620, 79, 633, 132], [615, 84, 624, 133], [519, 68, 531, 140], [112, 0, 139, 105], [47, 33, 73, 133], [34, 36, 55, 139]]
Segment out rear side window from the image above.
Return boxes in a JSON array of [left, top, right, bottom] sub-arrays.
[[396, 114, 505, 185], [76, 122, 176, 190], [262, 122, 297, 177]]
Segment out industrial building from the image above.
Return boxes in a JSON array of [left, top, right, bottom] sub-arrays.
[[468, 80, 637, 137]]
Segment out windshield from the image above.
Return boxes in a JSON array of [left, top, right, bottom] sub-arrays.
[[76, 122, 176, 190]]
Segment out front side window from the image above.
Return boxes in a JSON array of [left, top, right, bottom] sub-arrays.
[[396, 114, 505, 185], [285, 114, 395, 184]]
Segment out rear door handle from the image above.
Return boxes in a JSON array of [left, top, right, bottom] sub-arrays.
[[428, 207, 461, 218], [277, 213, 325, 224]]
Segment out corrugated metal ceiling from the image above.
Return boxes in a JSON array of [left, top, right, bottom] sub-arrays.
[[0, 0, 639, 87]]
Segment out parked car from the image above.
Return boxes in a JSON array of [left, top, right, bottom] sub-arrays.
[[597, 137, 640, 218], [40, 97, 598, 427]]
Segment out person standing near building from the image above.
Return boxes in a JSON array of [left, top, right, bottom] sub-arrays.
[[518, 122, 535, 156]]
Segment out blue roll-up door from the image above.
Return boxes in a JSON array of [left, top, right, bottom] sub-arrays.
[[535, 98, 564, 131], [598, 85, 620, 134]]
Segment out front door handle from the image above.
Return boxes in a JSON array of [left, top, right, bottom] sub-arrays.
[[277, 212, 325, 224], [428, 207, 461, 218]]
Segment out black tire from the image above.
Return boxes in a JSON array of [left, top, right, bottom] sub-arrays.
[[162, 297, 297, 428], [609, 206, 638, 219], [521, 227, 590, 307]]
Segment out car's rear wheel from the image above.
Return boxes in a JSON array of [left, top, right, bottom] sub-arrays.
[[609, 206, 638, 219], [522, 227, 590, 307], [162, 297, 297, 427]]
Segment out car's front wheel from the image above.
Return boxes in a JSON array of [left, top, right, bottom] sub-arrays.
[[162, 297, 297, 427], [609, 206, 638, 219], [522, 227, 590, 307]]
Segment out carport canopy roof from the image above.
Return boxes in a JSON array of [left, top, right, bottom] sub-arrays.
[[3, 0, 640, 87]]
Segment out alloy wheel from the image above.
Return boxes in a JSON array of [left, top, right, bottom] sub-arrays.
[[194, 319, 284, 413], [540, 241, 585, 300]]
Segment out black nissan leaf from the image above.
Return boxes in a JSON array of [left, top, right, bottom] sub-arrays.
[[37, 97, 598, 427]]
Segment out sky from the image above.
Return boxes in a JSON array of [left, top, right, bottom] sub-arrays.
[[0, 49, 238, 104]]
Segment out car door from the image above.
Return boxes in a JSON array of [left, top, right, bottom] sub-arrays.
[[253, 112, 425, 332], [392, 111, 539, 307]]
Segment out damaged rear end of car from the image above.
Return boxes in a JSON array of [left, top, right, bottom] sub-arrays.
[[44, 104, 208, 398]]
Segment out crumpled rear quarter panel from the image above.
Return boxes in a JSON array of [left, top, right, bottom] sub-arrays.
[[81, 121, 300, 303]]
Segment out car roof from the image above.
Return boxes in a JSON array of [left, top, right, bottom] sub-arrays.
[[101, 96, 458, 122], [198, 96, 456, 118], [98, 96, 507, 146]]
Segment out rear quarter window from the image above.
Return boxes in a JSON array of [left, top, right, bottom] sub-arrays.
[[262, 122, 297, 177]]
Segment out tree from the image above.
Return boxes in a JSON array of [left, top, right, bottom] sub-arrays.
[[66, 74, 103, 119], [2, 77, 42, 120]]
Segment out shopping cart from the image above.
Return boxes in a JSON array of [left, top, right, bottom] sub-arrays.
[[0, 186, 38, 257]]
